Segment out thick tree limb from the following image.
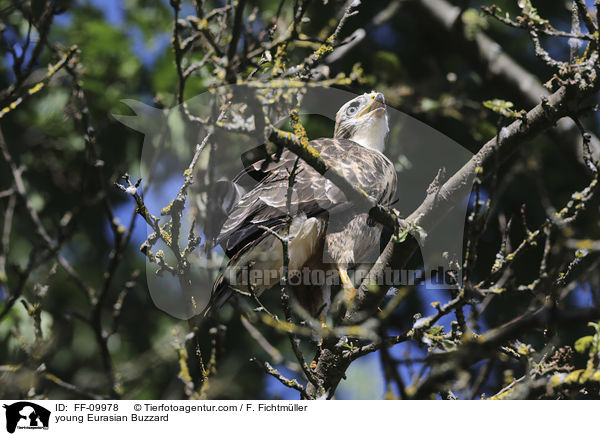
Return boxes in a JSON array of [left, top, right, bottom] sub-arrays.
[[351, 84, 594, 321], [272, 81, 598, 397], [413, 0, 600, 165]]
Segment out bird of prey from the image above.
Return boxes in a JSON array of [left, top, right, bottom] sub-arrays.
[[203, 91, 397, 318]]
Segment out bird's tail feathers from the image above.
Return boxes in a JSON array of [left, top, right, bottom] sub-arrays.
[[201, 274, 234, 318]]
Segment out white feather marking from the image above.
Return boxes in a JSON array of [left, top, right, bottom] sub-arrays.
[[226, 215, 324, 291], [288, 216, 323, 271], [348, 110, 389, 152]]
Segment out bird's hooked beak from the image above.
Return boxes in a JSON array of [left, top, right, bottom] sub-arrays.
[[357, 93, 386, 118]]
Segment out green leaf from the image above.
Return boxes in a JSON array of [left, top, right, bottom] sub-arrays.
[[574, 336, 594, 354], [392, 228, 410, 243], [462, 9, 489, 39], [482, 99, 521, 118], [517, 0, 549, 25]]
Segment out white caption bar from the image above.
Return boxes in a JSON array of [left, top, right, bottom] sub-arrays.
[[0, 400, 593, 435]]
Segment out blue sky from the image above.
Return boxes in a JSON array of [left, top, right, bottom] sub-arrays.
[[53, 0, 600, 399], [90, 0, 478, 399]]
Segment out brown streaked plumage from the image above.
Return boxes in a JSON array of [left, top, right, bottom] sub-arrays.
[[203, 92, 396, 318]]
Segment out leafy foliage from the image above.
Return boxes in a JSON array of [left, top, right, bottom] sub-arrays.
[[1, 0, 600, 400]]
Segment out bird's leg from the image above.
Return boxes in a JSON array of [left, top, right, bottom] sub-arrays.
[[337, 265, 357, 310]]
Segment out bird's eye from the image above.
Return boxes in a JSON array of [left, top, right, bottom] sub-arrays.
[[346, 104, 359, 116]]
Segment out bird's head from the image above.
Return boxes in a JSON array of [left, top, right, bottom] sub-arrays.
[[334, 91, 389, 152]]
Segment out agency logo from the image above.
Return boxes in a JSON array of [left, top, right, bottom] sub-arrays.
[[2, 402, 50, 434]]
